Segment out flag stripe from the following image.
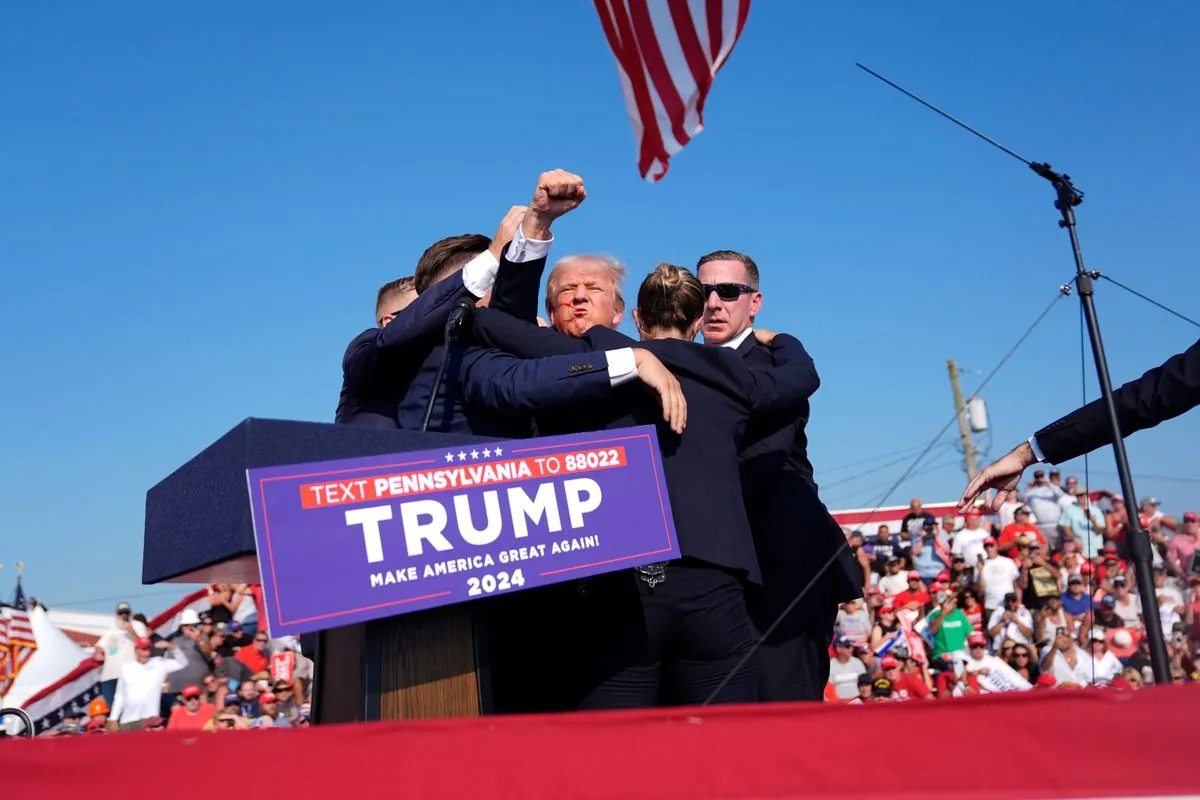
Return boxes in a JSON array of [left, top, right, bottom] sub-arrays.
[[597, 0, 672, 179], [595, 0, 749, 181], [628, 1, 692, 149]]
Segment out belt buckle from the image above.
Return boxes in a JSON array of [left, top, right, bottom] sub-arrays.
[[635, 562, 667, 588]]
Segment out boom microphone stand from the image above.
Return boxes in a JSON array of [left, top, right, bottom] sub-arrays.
[[857, 64, 1171, 685]]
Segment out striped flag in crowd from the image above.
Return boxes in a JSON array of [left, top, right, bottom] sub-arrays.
[[8, 579, 38, 678], [0, 615, 10, 696], [594, 0, 751, 181]]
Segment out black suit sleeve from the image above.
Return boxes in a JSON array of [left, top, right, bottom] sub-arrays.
[[473, 308, 598, 357], [342, 270, 472, 396], [488, 243, 547, 323], [461, 348, 613, 416], [740, 334, 821, 414], [1035, 337, 1200, 464]]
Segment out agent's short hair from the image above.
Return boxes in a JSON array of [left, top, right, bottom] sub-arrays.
[[544, 254, 626, 317], [696, 249, 760, 290], [413, 234, 491, 294], [375, 276, 415, 323]]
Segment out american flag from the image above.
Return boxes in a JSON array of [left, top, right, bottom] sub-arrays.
[[0, 615, 10, 696], [594, 0, 751, 181], [8, 579, 37, 678]]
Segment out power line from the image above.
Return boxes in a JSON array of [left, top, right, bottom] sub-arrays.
[[819, 442, 954, 491], [41, 587, 197, 610], [819, 441, 938, 474], [702, 284, 1069, 706], [1088, 470, 1200, 485]]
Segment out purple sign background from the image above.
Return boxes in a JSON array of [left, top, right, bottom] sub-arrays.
[[247, 426, 678, 636]]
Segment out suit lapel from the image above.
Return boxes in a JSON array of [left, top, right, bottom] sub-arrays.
[[735, 334, 758, 359]]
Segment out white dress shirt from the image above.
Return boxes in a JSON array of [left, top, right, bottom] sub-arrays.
[[110, 647, 188, 723], [460, 226, 552, 297], [721, 327, 755, 349]]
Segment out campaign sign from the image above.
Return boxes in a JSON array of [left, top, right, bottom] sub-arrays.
[[247, 426, 679, 637]]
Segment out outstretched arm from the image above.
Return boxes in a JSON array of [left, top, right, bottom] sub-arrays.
[[462, 348, 686, 432], [473, 308, 598, 357]]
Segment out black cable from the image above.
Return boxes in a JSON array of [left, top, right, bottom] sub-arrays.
[[1097, 275, 1200, 330], [1079, 300, 1099, 687], [701, 286, 1069, 706], [820, 446, 959, 507]]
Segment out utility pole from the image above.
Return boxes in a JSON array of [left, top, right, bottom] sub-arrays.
[[947, 359, 978, 481]]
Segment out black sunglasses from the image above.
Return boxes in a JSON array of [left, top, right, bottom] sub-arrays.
[[702, 282, 755, 301]]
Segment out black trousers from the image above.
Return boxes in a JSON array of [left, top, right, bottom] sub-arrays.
[[569, 560, 758, 709], [745, 577, 837, 702]]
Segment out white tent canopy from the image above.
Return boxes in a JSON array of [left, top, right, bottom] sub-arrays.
[[1, 604, 91, 709]]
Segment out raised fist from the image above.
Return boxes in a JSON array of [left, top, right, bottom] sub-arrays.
[[524, 170, 586, 239]]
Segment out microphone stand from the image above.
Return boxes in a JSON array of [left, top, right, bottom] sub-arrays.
[[856, 63, 1171, 685], [1031, 163, 1171, 684], [421, 301, 473, 432]]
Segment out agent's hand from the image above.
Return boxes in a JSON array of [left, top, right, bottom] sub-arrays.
[[753, 329, 777, 345], [633, 349, 687, 434], [958, 442, 1038, 512], [487, 205, 528, 262]]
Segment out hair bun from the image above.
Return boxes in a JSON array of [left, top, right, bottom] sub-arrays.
[[636, 263, 705, 333]]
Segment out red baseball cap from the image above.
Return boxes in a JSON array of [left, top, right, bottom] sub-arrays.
[[1036, 673, 1057, 688], [1184, 511, 1198, 523], [880, 604, 895, 615], [964, 508, 982, 517], [881, 656, 899, 669], [181, 685, 201, 699], [936, 570, 951, 582], [907, 571, 921, 580], [983, 536, 997, 546], [259, 692, 277, 704], [967, 632, 987, 647], [134, 637, 153, 650]]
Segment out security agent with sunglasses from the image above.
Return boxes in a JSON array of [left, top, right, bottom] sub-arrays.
[[696, 250, 862, 703]]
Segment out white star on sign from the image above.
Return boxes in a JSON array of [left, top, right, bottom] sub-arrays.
[[470, 449, 480, 459], [445, 452, 456, 463], [458, 451, 467, 461], [494, 446, 503, 457], [482, 448, 492, 458]]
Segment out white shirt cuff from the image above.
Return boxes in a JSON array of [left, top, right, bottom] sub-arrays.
[[605, 348, 637, 387], [461, 249, 501, 298], [1027, 435, 1047, 463], [505, 225, 553, 264]]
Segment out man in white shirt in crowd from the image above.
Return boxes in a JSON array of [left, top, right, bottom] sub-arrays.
[[1023, 468, 1066, 549], [93, 601, 148, 711], [951, 509, 990, 565], [1110, 575, 1143, 629], [987, 592, 1035, 652], [826, 636, 867, 701], [1059, 486, 1108, 559], [108, 637, 187, 731], [979, 537, 1023, 618]]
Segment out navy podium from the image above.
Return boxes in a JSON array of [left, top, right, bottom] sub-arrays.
[[143, 418, 514, 723]]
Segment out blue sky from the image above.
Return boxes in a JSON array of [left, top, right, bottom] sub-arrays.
[[3, 2, 1198, 611]]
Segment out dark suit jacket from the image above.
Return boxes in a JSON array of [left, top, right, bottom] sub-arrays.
[[334, 268, 469, 428], [334, 245, 544, 433], [735, 335, 863, 632], [1036, 338, 1200, 464], [462, 350, 616, 418], [471, 310, 820, 583]]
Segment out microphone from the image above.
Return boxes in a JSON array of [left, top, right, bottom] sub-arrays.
[[422, 297, 477, 432], [445, 297, 476, 342]]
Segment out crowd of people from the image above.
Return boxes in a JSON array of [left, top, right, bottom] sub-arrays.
[[829, 481, 1199, 702], [53, 583, 313, 735]]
